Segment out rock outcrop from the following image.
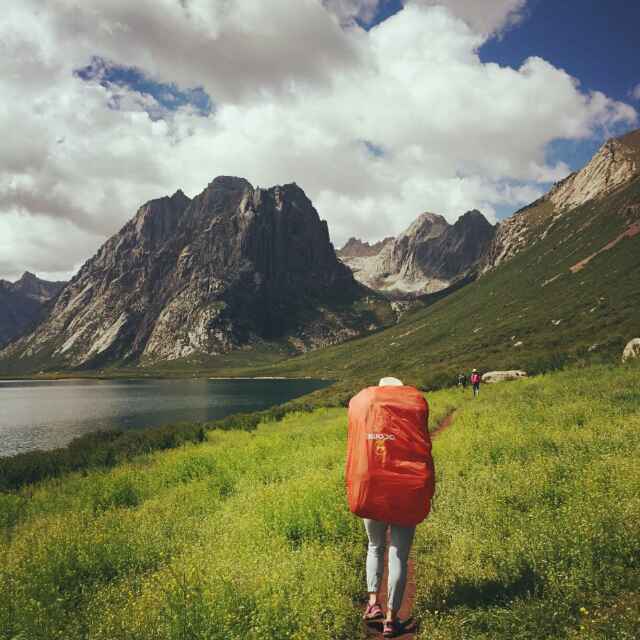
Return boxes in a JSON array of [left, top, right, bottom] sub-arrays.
[[0, 272, 66, 347], [1, 177, 391, 370], [622, 338, 640, 363], [549, 130, 640, 210], [481, 370, 528, 384], [339, 211, 495, 297]]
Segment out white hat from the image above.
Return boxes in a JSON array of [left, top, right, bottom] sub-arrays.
[[379, 377, 404, 387]]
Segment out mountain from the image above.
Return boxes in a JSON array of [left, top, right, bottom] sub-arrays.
[[0, 177, 393, 372], [339, 210, 496, 297], [0, 273, 66, 347], [340, 130, 640, 301], [483, 128, 640, 271], [338, 236, 394, 258], [257, 128, 640, 394]]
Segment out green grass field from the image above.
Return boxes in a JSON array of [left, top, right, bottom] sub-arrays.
[[1, 363, 639, 639]]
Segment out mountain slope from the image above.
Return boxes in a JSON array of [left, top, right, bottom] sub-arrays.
[[260, 131, 640, 394], [0, 178, 393, 373], [483, 128, 640, 271], [0, 273, 66, 347]]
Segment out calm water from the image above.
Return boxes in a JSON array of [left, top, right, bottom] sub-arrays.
[[0, 378, 329, 458]]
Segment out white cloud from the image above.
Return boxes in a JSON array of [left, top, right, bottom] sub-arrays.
[[325, 0, 529, 35], [43, 0, 362, 104], [631, 83, 640, 101], [409, 0, 528, 37], [0, 0, 637, 281], [323, 0, 382, 25]]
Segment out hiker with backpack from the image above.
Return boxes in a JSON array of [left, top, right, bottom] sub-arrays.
[[346, 377, 436, 637], [470, 369, 481, 397], [457, 372, 467, 389]]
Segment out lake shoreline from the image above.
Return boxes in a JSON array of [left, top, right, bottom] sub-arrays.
[[208, 376, 316, 380], [0, 377, 331, 458], [0, 372, 325, 383], [0, 375, 320, 382]]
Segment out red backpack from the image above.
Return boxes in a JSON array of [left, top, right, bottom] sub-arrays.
[[345, 385, 435, 526]]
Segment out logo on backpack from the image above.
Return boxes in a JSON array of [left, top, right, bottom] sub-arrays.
[[367, 433, 396, 441]]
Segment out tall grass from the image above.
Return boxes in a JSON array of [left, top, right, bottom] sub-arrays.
[[0, 408, 368, 640], [413, 364, 640, 639], [0, 402, 318, 492], [1, 365, 638, 639]]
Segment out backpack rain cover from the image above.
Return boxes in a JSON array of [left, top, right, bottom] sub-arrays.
[[345, 385, 435, 526]]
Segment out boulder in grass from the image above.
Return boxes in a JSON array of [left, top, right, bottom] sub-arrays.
[[482, 370, 528, 384], [622, 338, 640, 362]]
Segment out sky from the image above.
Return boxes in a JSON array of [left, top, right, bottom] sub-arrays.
[[1, 0, 638, 282]]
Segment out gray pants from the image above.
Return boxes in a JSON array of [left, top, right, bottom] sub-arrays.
[[364, 519, 416, 611]]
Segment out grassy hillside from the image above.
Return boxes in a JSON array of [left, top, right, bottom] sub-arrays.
[[252, 177, 640, 399], [1, 363, 639, 639]]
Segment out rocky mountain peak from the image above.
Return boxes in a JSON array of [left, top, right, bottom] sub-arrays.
[[454, 209, 494, 231], [170, 188, 190, 207], [341, 208, 495, 297], [187, 175, 254, 221], [399, 212, 449, 243], [338, 237, 395, 258], [9, 272, 65, 301], [208, 175, 254, 191], [18, 270, 37, 282], [457, 208, 484, 221], [0, 273, 67, 348], [251, 182, 309, 213], [133, 192, 190, 243], [1, 178, 388, 369], [548, 128, 640, 210], [407, 209, 495, 282]]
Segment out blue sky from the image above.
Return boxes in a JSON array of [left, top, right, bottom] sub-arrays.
[[75, 56, 213, 119], [480, 0, 640, 172], [480, 0, 640, 106], [364, 0, 405, 26]]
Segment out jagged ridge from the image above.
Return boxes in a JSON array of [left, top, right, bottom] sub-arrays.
[[339, 211, 495, 297]]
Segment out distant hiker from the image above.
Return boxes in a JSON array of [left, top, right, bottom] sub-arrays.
[[457, 373, 467, 389], [470, 369, 481, 397], [346, 377, 435, 638]]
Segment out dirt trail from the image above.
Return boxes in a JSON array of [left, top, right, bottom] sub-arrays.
[[430, 410, 457, 439], [364, 410, 456, 639]]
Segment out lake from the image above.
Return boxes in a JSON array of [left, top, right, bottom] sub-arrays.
[[0, 377, 330, 458]]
